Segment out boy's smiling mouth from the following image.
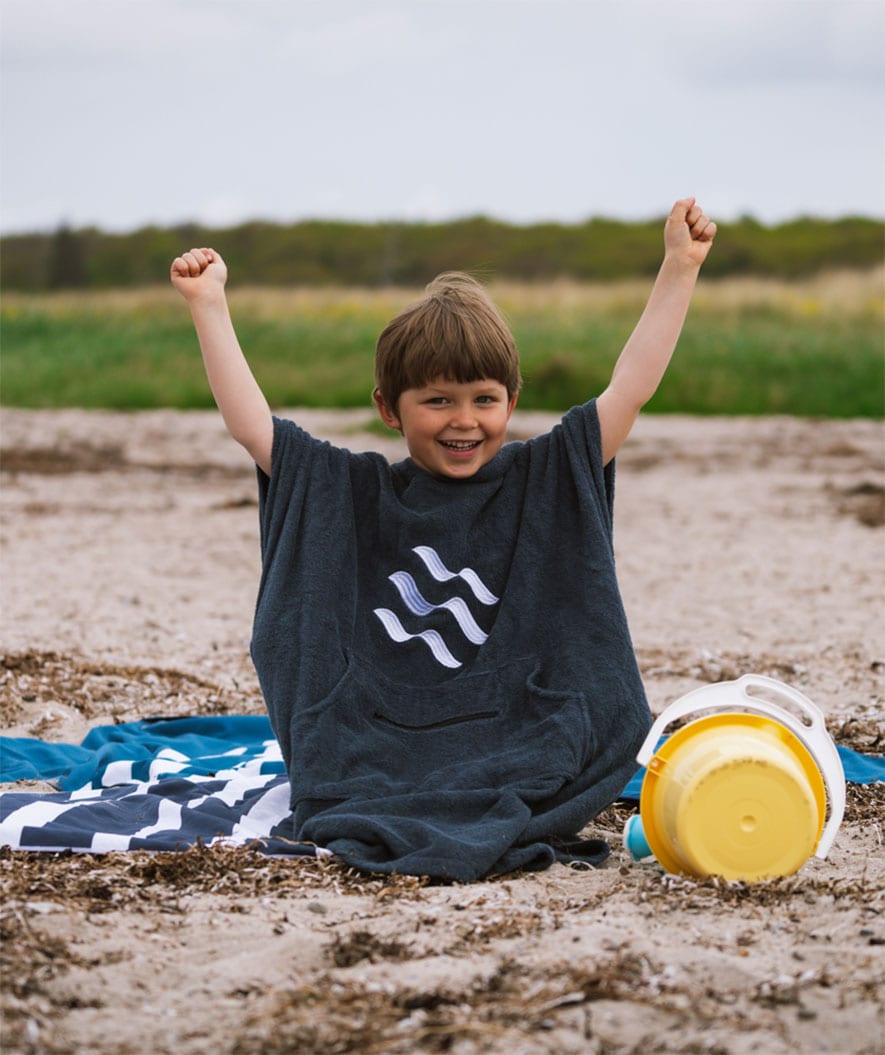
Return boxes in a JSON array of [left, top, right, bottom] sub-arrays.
[[438, 439, 482, 451]]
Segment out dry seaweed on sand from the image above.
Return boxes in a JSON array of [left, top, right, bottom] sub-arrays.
[[828, 714, 885, 754], [0, 844, 430, 913], [0, 909, 119, 1055], [0, 649, 262, 728], [634, 867, 885, 912], [228, 948, 782, 1055], [228, 956, 618, 1055], [326, 929, 417, 968]]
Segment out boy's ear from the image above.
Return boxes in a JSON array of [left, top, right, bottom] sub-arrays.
[[507, 391, 519, 417], [373, 388, 402, 432]]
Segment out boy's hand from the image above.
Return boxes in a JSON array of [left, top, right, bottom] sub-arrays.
[[170, 247, 228, 302], [664, 198, 717, 269]]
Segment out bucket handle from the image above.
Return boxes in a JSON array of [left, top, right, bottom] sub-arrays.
[[637, 674, 845, 858]]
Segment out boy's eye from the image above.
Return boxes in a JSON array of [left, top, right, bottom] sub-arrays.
[[420, 392, 500, 406]]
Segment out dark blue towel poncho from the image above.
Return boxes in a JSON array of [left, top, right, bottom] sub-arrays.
[[251, 399, 652, 879]]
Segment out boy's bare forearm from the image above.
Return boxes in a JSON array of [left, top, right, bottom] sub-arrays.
[[171, 247, 273, 474], [608, 257, 699, 408], [189, 295, 273, 466], [596, 198, 716, 464]]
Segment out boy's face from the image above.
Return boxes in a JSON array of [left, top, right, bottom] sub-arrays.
[[375, 377, 518, 479]]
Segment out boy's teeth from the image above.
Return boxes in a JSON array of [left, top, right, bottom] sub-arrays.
[[442, 440, 479, 449]]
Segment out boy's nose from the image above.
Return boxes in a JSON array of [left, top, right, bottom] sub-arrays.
[[450, 403, 478, 428]]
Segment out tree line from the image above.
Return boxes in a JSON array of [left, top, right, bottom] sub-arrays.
[[2, 214, 881, 290]]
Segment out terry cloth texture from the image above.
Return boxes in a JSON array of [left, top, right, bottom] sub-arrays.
[[0, 717, 879, 856], [251, 399, 652, 881]]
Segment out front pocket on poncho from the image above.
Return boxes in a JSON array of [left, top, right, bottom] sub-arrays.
[[288, 655, 593, 806]]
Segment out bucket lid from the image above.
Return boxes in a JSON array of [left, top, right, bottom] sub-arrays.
[[636, 675, 845, 859], [640, 713, 827, 880]]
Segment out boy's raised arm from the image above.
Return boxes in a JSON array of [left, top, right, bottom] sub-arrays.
[[596, 198, 716, 465], [170, 248, 273, 475]]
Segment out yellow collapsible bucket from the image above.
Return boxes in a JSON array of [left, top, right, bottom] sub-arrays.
[[625, 675, 845, 881]]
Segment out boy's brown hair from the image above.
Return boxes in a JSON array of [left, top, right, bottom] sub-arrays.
[[374, 272, 522, 411]]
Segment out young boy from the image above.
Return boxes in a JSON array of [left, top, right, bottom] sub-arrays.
[[170, 198, 716, 880]]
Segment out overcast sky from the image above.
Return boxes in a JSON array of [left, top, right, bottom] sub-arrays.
[[1, 0, 883, 234]]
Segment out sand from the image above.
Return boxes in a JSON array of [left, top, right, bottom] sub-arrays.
[[1, 407, 883, 1055]]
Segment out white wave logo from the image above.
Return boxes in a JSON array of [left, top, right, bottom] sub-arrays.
[[373, 547, 498, 668], [373, 609, 462, 669], [412, 546, 499, 605]]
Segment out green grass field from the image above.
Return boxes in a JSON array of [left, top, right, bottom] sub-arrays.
[[2, 271, 882, 417]]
